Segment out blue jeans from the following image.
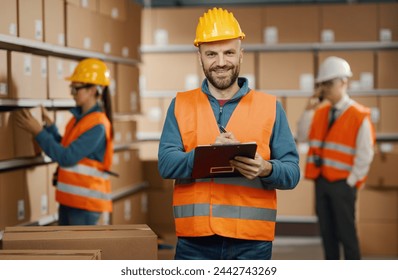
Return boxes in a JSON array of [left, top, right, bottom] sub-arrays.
[[58, 204, 101, 225], [175, 235, 273, 260]]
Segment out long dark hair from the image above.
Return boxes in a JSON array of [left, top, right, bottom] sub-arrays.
[[100, 86, 114, 139]]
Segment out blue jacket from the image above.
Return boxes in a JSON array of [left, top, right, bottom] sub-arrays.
[[158, 78, 300, 190], [35, 103, 106, 167]]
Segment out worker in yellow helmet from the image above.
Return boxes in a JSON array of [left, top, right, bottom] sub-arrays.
[[15, 58, 114, 225], [158, 8, 300, 259]]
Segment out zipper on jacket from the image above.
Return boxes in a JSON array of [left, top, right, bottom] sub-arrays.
[[217, 105, 223, 127]]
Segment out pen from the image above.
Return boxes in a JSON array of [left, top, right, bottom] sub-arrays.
[[219, 125, 227, 133]]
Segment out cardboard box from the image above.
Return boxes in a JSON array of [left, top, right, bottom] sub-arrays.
[[0, 0, 17, 36], [367, 146, 398, 188], [10, 107, 42, 158], [141, 8, 156, 45], [318, 51, 375, 90], [148, 7, 205, 45], [46, 163, 59, 216], [135, 141, 159, 161], [0, 249, 101, 260], [113, 119, 137, 146], [66, 0, 98, 12], [66, 4, 97, 52], [262, 5, 320, 43], [0, 170, 29, 230], [9, 51, 47, 99], [25, 166, 49, 222], [0, 112, 15, 161], [43, 0, 65, 45], [358, 222, 398, 257], [0, 49, 9, 98], [116, 63, 140, 114], [136, 97, 163, 134], [320, 3, 378, 42], [357, 188, 398, 222], [142, 159, 174, 190], [377, 50, 398, 89], [123, 1, 142, 60], [112, 190, 148, 225], [2, 224, 158, 260], [48, 56, 76, 99], [148, 187, 175, 235], [110, 149, 142, 192], [378, 3, 398, 42], [140, 53, 199, 91], [18, 0, 43, 41], [98, 0, 127, 21], [258, 52, 314, 90], [379, 96, 398, 133]]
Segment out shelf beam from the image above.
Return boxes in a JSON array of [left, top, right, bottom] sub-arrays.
[[0, 34, 139, 66], [141, 41, 398, 54]]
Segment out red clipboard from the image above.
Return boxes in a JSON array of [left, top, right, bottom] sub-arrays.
[[191, 142, 257, 179]]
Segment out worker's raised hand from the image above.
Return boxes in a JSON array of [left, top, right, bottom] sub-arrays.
[[41, 105, 53, 126], [14, 109, 43, 136], [306, 89, 323, 110], [230, 152, 272, 180]]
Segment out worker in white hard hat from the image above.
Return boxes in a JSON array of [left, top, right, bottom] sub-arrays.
[[296, 56, 375, 260], [158, 7, 300, 260]]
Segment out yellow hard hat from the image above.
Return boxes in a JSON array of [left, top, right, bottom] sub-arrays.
[[194, 7, 245, 47], [66, 58, 110, 86]]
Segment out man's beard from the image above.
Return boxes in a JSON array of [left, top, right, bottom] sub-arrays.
[[203, 64, 240, 90]]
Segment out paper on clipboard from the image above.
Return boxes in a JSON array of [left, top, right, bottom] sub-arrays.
[[192, 142, 257, 179]]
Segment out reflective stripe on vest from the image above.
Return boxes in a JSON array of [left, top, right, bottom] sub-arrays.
[[56, 112, 113, 212], [305, 102, 373, 188], [174, 89, 277, 241], [174, 204, 277, 221], [61, 164, 110, 180], [57, 182, 112, 201]]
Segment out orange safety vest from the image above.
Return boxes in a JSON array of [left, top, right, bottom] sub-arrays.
[[56, 112, 114, 212], [174, 88, 277, 241], [305, 102, 375, 188]]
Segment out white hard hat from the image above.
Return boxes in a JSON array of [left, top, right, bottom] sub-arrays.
[[316, 56, 353, 83]]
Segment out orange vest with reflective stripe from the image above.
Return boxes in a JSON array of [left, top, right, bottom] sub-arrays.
[[174, 89, 277, 241], [56, 112, 113, 212], [305, 102, 374, 188]]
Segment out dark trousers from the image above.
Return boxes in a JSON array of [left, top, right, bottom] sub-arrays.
[[58, 204, 101, 225], [315, 177, 361, 260], [175, 235, 273, 260]]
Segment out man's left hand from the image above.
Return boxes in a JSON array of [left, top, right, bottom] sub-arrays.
[[230, 152, 272, 180]]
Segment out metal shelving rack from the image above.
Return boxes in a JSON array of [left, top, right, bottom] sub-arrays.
[[0, 34, 145, 227], [140, 41, 398, 144]]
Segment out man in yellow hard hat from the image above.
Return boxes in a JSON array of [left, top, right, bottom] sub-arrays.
[[296, 56, 375, 259], [15, 58, 115, 226], [158, 8, 300, 260]]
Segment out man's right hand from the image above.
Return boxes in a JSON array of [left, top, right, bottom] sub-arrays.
[[306, 89, 323, 110], [214, 131, 240, 145]]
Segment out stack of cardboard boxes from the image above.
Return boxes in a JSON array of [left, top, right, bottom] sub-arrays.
[[0, 0, 160, 259]]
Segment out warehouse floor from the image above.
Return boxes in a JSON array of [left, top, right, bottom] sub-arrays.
[[272, 236, 398, 260]]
